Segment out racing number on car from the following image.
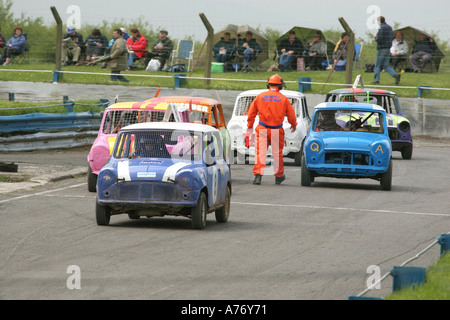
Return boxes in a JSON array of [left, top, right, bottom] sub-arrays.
[[212, 167, 218, 204]]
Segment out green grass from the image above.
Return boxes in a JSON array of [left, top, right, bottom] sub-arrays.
[[0, 99, 108, 116], [385, 254, 450, 300], [1, 63, 449, 100]]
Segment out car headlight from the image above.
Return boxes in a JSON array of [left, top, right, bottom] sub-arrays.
[[372, 143, 389, 159], [176, 171, 193, 189], [306, 139, 323, 154], [398, 121, 410, 133], [99, 169, 116, 186]]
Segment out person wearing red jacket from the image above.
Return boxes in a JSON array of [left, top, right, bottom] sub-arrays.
[[246, 74, 297, 185], [126, 28, 148, 69]]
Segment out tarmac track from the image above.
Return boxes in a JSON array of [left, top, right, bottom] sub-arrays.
[[0, 140, 449, 300]]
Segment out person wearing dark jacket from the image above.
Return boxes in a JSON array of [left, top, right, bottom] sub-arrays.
[[409, 33, 438, 73], [277, 31, 304, 71], [85, 28, 108, 65], [238, 31, 262, 73], [371, 16, 401, 85], [0, 28, 6, 64]]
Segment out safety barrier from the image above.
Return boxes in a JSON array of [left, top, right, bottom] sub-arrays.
[[0, 98, 107, 151], [349, 233, 450, 300]]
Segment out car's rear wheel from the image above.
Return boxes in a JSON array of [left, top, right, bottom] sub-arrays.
[[380, 160, 393, 191], [191, 192, 207, 229], [88, 166, 97, 192], [294, 151, 302, 166], [96, 201, 111, 225], [301, 156, 312, 186], [215, 186, 231, 223]]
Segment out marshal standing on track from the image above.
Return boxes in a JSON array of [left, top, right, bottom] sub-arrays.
[[246, 74, 297, 185]]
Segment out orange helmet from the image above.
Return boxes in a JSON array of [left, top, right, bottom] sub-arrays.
[[267, 74, 285, 90], [267, 74, 283, 85]]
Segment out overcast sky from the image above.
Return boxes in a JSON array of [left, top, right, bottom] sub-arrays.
[[10, 0, 450, 41]]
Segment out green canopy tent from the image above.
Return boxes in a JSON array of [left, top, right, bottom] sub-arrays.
[[276, 26, 336, 61], [213, 24, 268, 69], [393, 26, 445, 72]]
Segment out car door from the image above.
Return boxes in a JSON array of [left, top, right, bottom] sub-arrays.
[[204, 131, 228, 208]]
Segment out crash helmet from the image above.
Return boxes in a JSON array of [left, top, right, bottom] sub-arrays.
[[267, 74, 285, 90]]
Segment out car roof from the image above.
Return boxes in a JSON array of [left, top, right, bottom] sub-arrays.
[[314, 102, 385, 112], [107, 96, 221, 111], [327, 88, 397, 95], [120, 122, 219, 133], [236, 89, 305, 98]]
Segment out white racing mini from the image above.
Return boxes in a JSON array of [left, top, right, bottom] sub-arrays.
[[227, 89, 310, 165]]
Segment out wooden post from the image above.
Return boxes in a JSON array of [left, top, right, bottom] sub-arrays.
[[51, 6, 63, 79], [338, 17, 355, 87], [199, 13, 213, 86]]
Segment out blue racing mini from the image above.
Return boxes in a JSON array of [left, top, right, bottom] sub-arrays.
[[96, 122, 232, 229], [302, 102, 393, 190]]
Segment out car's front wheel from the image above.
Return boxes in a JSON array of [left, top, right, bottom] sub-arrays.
[[191, 192, 207, 229], [88, 165, 97, 192], [215, 186, 231, 223], [401, 144, 413, 160], [96, 202, 111, 225], [380, 160, 393, 191], [301, 156, 312, 186]]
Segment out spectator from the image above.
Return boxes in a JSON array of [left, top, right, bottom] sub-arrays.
[[332, 32, 350, 62], [390, 31, 409, 71], [144, 29, 173, 71], [102, 27, 130, 69], [371, 16, 400, 85], [120, 27, 130, 41], [126, 28, 148, 70], [85, 28, 108, 65], [92, 29, 129, 83], [305, 33, 327, 71], [2, 26, 27, 66], [62, 26, 85, 66], [277, 31, 304, 71], [213, 32, 236, 63], [0, 28, 6, 64], [409, 32, 437, 73], [237, 31, 262, 73]]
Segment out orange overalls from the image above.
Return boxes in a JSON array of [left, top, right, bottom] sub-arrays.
[[247, 87, 297, 177]]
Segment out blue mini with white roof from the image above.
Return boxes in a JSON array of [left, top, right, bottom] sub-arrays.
[[96, 122, 231, 229], [301, 102, 393, 190]]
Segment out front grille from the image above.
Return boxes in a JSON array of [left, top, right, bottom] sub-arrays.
[[325, 152, 371, 166], [117, 181, 181, 201]]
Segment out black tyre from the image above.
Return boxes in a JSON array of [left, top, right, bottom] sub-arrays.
[[191, 192, 208, 229], [215, 187, 231, 223], [401, 144, 413, 160], [380, 160, 393, 191], [294, 151, 302, 166], [96, 202, 111, 225], [301, 156, 311, 186], [88, 166, 97, 192]]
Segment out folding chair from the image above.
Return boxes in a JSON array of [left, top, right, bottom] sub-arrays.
[[353, 43, 363, 68], [171, 40, 194, 72]]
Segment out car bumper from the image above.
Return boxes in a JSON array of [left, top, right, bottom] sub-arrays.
[[97, 181, 200, 209]]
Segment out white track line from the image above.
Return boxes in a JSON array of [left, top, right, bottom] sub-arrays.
[[231, 201, 450, 218], [0, 183, 87, 204]]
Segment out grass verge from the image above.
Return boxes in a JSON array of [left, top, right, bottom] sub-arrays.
[[1, 63, 449, 100], [385, 253, 450, 300]]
